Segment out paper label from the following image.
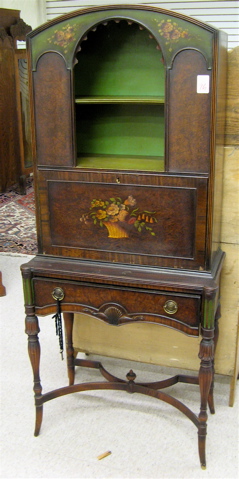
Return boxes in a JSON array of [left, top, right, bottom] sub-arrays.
[[17, 40, 26, 49], [197, 75, 210, 94]]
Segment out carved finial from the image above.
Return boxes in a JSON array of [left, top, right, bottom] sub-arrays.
[[126, 370, 136, 382]]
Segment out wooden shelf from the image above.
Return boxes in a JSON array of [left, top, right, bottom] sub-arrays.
[[75, 96, 165, 104], [76, 154, 165, 171]]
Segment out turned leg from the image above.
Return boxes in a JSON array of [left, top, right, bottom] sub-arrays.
[[198, 328, 214, 469], [63, 312, 75, 385], [207, 304, 220, 414], [25, 313, 43, 436]]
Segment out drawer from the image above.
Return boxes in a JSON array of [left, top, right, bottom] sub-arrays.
[[33, 278, 201, 336]]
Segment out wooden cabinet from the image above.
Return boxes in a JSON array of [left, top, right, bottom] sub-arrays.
[[21, 5, 227, 468], [0, 9, 32, 192]]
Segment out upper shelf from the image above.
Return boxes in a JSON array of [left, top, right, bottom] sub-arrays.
[[75, 96, 165, 104]]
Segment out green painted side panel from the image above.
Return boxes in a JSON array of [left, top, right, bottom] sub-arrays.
[[76, 104, 164, 159], [203, 298, 215, 329], [29, 8, 213, 70], [22, 278, 34, 305]]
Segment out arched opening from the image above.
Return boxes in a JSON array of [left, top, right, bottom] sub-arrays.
[[74, 20, 165, 171]]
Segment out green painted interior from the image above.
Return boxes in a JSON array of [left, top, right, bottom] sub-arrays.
[[74, 20, 165, 170], [76, 103, 164, 156], [75, 21, 164, 97]]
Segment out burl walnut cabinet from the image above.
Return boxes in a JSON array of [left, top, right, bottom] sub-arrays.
[[21, 5, 227, 468]]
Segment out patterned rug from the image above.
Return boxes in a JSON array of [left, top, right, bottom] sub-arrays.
[[0, 178, 37, 254]]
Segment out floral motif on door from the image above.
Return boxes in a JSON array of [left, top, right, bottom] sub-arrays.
[[80, 195, 158, 238], [155, 18, 200, 52], [47, 23, 78, 54]]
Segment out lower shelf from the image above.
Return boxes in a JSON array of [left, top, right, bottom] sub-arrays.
[[76, 154, 165, 171]]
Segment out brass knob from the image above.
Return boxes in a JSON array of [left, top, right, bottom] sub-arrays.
[[163, 299, 178, 315], [52, 287, 64, 301]]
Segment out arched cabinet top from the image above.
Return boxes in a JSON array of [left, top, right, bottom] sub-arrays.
[[27, 5, 216, 71]]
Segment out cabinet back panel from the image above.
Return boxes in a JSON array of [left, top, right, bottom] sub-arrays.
[[76, 104, 164, 162], [33, 52, 73, 166], [168, 50, 211, 173], [74, 21, 165, 98]]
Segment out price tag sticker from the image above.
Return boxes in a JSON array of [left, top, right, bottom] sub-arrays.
[[197, 75, 210, 94], [17, 40, 26, 49]]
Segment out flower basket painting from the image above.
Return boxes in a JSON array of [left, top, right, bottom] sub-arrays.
[[80, 195, 158, 239]]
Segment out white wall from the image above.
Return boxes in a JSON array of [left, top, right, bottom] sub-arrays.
[[46, 1, 239, 50], [1, 1, 237, 47], [0, 0, 46, 29]]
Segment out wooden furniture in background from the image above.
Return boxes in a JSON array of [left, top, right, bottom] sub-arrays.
[[21, 6, 227, 468], [0, 8, 32, 193]]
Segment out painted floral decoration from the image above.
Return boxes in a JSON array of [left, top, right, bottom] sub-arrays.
[[155, 19, 192, 51], [47, 23, 78, 54], [80, 195, 158, 238]]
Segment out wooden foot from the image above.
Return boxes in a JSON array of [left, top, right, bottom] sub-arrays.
[[34, 405, 43, 436], [198, 423, 207, 468]]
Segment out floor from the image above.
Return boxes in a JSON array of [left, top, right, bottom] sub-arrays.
[[0, 253, 238, 479], [0, 179, 37, 255]]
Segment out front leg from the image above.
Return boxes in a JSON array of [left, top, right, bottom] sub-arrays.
[[22, 268, 43, 436], [207, 303, 220, 414], [63, 312, 75, 385], [198, 327, 214, 469], [25, 313, 43, 436]]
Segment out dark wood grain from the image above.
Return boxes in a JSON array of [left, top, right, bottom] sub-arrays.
[[0, 9, 32, 192], [33, 52, 73, 166], [36, 169, 207, 269], [33, 277, 201, 335], [168, 50, 211, 173]]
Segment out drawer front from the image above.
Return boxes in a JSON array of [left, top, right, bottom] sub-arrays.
[[33, 278, 201, 336]]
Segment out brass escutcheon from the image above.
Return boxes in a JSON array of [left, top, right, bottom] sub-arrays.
[[52, 287, 64, 301], [163, 299, 178, 315]]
